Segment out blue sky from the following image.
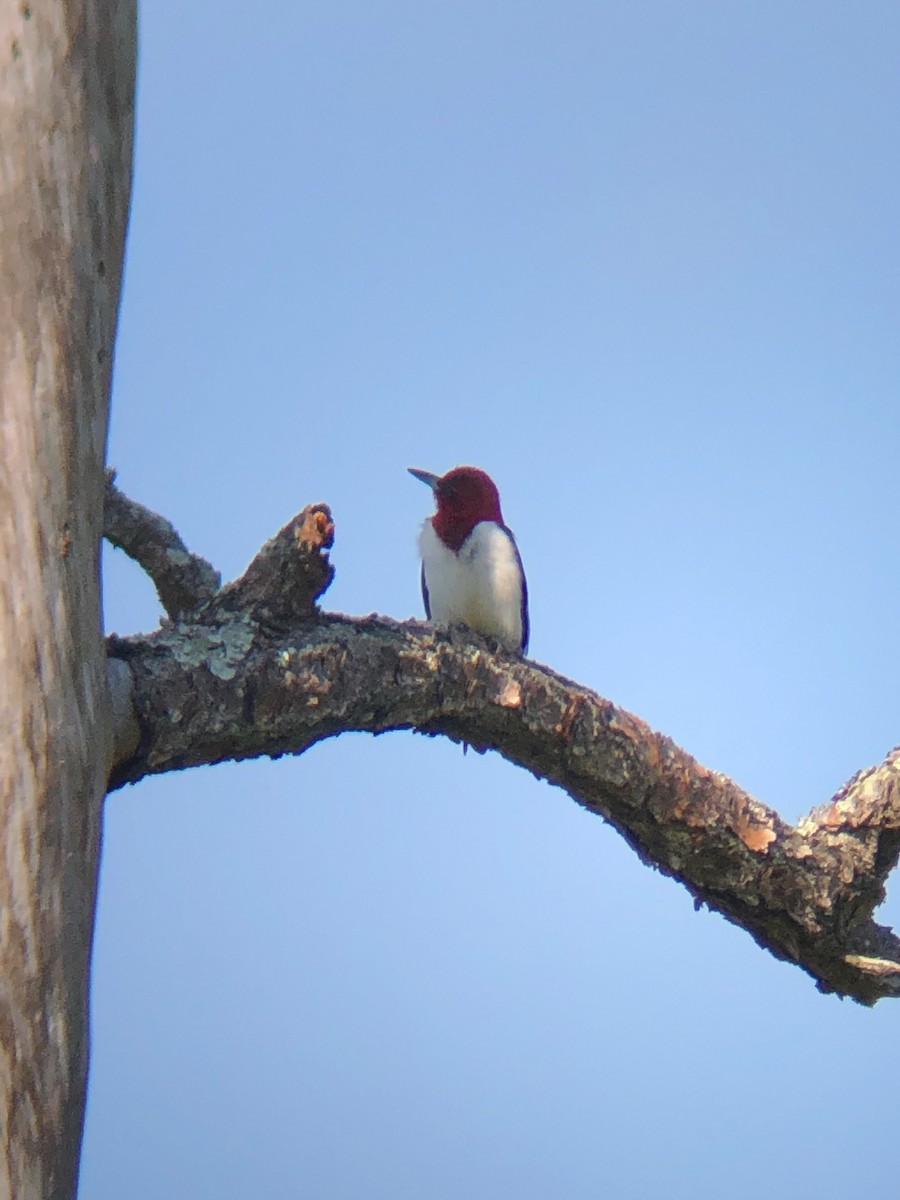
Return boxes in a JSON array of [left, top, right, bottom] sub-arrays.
[[83, 3, 900, 1196]]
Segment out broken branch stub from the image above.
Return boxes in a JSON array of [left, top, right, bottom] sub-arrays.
[[202, 504, 335, 627]]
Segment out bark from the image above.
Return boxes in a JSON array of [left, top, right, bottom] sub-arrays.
[[107, 500, 900, 1008], [104, 470, 220, 618], [0, 3, 135, 1197]]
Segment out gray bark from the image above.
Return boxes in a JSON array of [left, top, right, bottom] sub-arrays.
[[0, 2, 135, 1196]]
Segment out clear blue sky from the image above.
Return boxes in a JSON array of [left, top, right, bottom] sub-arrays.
[[83, 3, 900, 1196]]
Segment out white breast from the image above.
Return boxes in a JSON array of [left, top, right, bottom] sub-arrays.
[[419, 520, 525, 652]]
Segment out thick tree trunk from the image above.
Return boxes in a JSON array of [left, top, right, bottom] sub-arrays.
[[0, 3, 135, 1196]]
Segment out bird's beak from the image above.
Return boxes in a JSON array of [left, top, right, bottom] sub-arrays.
[[408, 467, 440, 491]]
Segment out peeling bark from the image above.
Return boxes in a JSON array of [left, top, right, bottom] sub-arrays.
[[0, 2, 135, 1196], [107, 501, 900, 1007]]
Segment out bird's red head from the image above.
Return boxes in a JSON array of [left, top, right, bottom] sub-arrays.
[[409, 465, 504, 552]]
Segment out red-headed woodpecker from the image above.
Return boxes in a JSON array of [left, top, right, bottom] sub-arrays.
[[408, 465, 529, 654]]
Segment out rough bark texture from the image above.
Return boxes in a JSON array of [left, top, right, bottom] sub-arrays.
[[0, 3, 135, 1197], [104, 470, 220, 618], [107, 501, 900, 1007]]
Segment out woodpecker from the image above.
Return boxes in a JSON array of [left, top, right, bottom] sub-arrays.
[[408, 465, 529, 654]]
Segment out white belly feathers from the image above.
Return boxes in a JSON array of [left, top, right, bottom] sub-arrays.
[[418, 520, 525, 653]]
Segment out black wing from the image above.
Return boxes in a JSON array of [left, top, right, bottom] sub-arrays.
[[420, 563, 431, 619], [502, 523, 529, 655], [519, 570, 530, 655]]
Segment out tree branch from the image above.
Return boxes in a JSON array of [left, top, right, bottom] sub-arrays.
[[104, 470, 221, 618], [202, 502, 334, 626], [104, 500, 900, 1005]]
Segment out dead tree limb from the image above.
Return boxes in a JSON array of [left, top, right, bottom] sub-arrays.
[[105, 496, 900, 1006]]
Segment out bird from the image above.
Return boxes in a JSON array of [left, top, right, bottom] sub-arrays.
[[408, 465, 529, 654]]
